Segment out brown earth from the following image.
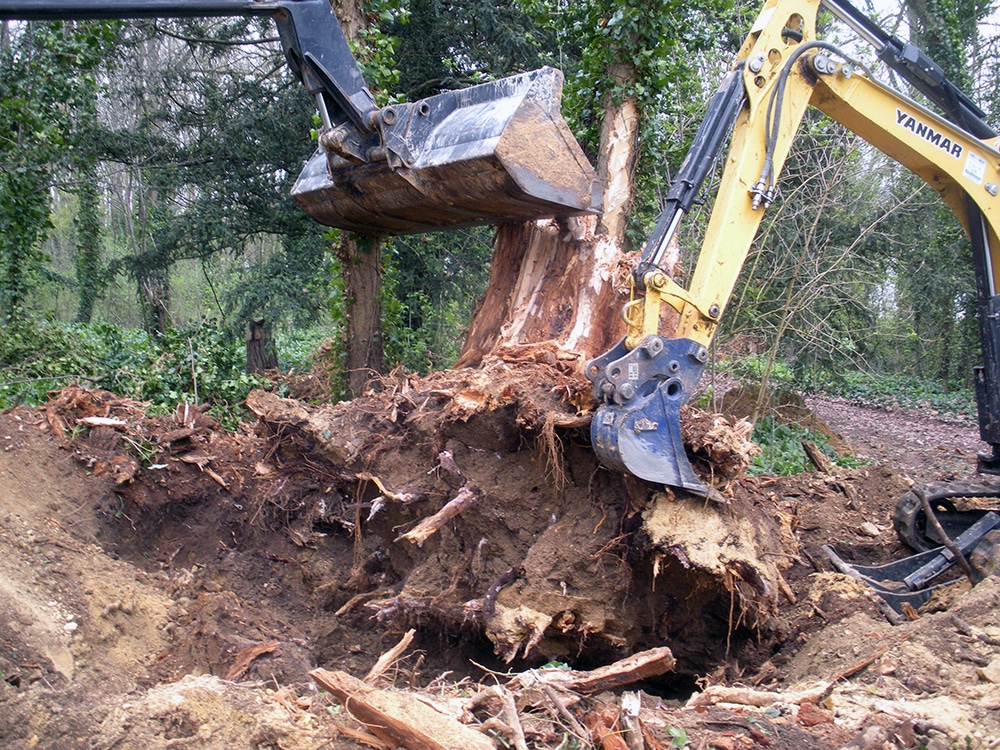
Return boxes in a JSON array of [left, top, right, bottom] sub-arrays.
[[1, 365, 999, 750]]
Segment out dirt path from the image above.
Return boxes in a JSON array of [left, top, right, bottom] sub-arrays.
[[808, 395, 988, 483]]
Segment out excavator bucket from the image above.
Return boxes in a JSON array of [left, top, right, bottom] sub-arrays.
[[292, 67, 602, 235], [587, 335, 725, 502]]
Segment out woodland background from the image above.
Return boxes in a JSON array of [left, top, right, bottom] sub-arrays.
[[0, 0, 997, 429]]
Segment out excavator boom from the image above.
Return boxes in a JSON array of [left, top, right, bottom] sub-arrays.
[[0, 0, 601, 234]]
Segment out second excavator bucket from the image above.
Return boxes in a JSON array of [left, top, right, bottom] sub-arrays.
[[293, 67, 602, 235]]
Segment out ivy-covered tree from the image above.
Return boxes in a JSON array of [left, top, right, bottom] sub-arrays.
[[0, 19, 116, 322]]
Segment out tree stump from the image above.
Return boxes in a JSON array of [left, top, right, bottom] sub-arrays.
[[246, 319, 278, 374]]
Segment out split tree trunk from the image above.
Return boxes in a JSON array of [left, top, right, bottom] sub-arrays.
[[458, 62, 645, 368]]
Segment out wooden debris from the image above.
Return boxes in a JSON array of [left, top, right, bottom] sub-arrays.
[[509, 646, 676, 695], [802, 441, 833, 473], [78, 416, 128, 428], [428, 450, 463, 482], [583, 706, 628, 750], [178, 454, 229, 489], [225, 641, 279, 681], [498, 686, 529, 750], [620, 691, 643, 750], [679, 408, 759, 480], [395, 486, 481, 547], [310, 668, 495, 750], [686, 682, 829, 708], [797, 701, 835, 726], [541, 683, 588, 740], [336, 725, 391, 749], [365, 628, 416, 684], [776, 568, 797, 604]]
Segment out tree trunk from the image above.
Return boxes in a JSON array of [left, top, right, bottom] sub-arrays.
[[246, 318, 279, 374], [456, 217, 628, 367], [457, 62, 643, 368], [597, 63, 640, 249], [332, 0, 386, 396], [337, 234, 384, 396]]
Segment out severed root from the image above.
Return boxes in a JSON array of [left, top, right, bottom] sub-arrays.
[[395, 486, 481, 547], [686, 682, 830, 708], [357, 471, 427, 505], [364, 628, 416, 684]]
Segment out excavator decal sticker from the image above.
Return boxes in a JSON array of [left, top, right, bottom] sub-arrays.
[[896, 108, 964, 159]]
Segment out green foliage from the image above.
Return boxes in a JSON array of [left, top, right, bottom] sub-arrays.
[[0, 320, 267, 427], [0, 20, 118, 322], [720, 355, 796, 389], [389, 0, 551, 98], [749, 415, 862, 477], [665, 726, 690, 749], [834, 371, 976, 419], [381, 228, 493, 374]]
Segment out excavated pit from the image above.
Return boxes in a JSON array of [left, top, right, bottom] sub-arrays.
[[42, 354, 789, 691]]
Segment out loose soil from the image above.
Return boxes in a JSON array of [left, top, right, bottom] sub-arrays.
[[1, 366, 999, 750]]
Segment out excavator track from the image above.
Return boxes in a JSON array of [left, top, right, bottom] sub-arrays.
[[893, 482, 1000, 552]]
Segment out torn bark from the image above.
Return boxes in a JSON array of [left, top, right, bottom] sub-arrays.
[[395, 486, 481, 546]]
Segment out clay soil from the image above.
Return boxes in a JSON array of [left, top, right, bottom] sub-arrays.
[[1, 365, 999, 750]]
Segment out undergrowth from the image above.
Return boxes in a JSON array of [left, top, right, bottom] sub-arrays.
[[720, 354, 977, 422], [0, 320, 329, 427], [749, 415, 866, 476]]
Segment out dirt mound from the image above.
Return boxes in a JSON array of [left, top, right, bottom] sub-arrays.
[[1, 370, 999, 749]]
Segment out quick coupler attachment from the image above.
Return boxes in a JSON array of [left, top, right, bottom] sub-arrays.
[[586, 336, 722, 500]]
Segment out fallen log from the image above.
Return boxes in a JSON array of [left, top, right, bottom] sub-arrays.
[[310, 669, 495, 750]]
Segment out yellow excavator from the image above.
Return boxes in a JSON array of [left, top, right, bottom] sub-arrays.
[[583, 0, 1000, 613], [0, 0, 601, 235]]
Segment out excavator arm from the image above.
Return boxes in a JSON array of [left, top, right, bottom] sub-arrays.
[[587, 0, 1000, 497], [0, 0, 601, 234]]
